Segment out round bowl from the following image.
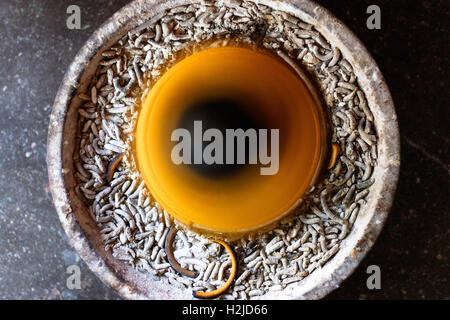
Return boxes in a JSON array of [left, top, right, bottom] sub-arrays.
[[47, 0, 400, 299]]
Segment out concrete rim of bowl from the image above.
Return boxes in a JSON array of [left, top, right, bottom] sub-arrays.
[[47, 0, 400, 299]]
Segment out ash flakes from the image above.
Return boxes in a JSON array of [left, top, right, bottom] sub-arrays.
[[72, 0, 378, 299]]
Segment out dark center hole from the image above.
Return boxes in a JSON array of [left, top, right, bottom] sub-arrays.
[[177, 96, 263, 177]]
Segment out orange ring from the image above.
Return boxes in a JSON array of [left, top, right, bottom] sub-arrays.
[[328, 144, 339, 169], [164, 227, 199, 278], [193, 239, 238, 299], [106, 153, 124, 183]]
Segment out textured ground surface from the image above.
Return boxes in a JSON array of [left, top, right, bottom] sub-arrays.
[[0, 0, 448, 300]]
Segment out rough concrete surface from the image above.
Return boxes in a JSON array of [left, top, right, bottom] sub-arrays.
[[0, 0, 448, 299]]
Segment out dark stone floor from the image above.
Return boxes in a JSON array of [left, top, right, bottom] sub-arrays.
[[0, 0, 447, 300]]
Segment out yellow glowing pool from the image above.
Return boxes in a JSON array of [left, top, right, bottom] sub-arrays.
[[136, 46, 327, 238]]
